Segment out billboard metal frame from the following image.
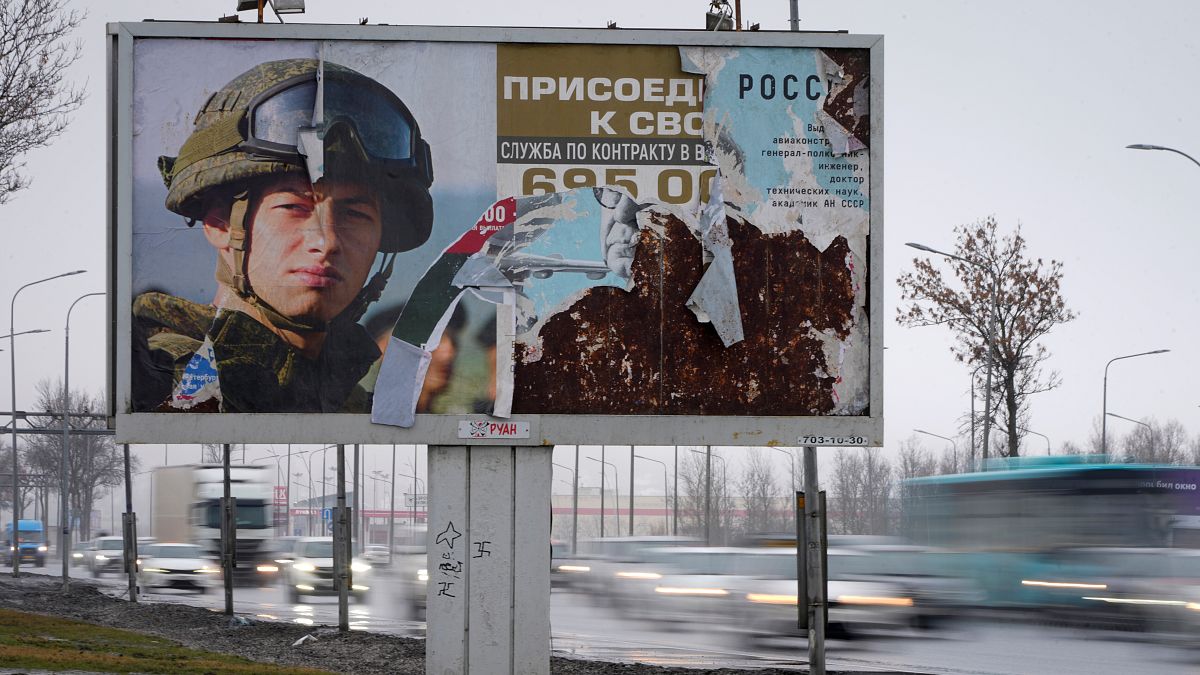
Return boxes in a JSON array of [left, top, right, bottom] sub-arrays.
[[108, 22, 884, 447]]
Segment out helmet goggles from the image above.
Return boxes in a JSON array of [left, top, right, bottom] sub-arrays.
[[241, 71, 433, 187]]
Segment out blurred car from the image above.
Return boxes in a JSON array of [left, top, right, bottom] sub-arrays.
[[363, 544, 391, 568], [70, 540, 92, 568], [88, 536, 127, 577], [572, 536, 702, 600], [734, 548, 916, 644], [137, 543, 219, 594], [391, 544, 428, 619], [267, 536, 302, 579], [837, 543, 983, 629], [285, 537, 372, 602], [1055, 547, 1200, 633]]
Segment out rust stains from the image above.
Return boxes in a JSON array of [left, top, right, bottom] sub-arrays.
[[512, 211, 858, 416]]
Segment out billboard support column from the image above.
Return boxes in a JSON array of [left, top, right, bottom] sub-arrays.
[[427, 445, 551, 675], [802, 446, 826, 674], [335, 444, 349, 632], [121, 443, 137, 603], [221, 443, 234, 616]]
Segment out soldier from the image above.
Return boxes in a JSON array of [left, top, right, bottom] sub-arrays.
[[132, 58, 434, 413]]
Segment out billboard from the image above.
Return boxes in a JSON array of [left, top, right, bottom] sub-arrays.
[[109, 23, 883, 446]]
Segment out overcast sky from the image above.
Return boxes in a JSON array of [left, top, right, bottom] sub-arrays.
[[2, 1, 1198, 509]]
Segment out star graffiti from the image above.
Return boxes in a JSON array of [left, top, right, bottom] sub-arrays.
[[435, 521, 462, 549]]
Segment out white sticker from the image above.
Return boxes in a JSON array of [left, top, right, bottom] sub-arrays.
[[458, 420, 531, 439], [797, 435, 868, 447]]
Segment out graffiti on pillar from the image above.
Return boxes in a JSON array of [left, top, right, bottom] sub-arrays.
[[434, 521, 464, 599], [472, 540, 493, 558]]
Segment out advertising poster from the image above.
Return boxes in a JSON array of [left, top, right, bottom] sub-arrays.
[[122, 29, 877, 441]]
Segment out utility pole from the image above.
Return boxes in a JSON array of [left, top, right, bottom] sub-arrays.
[[802, 446, 826, 674]]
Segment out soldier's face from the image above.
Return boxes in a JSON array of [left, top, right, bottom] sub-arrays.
[[244, 173, 383, 323]]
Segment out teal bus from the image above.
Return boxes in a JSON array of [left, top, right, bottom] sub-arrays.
[[900, 456, 1189, 607]]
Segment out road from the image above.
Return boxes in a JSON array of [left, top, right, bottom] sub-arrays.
[[20, 559, 1200, 674]]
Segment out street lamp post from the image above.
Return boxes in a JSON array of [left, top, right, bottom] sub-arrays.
[[552, 462, 577, 552], [10, 269, 85, 578], [634, 455, 670, 535], [907, 242, 999, 462], [1126, 144, 1200, 170], [585, 456, 619, 538], [1020, 427, 1051, 455], [690, 449, 726, 545], [913, 429, 958, 471], [1102, 350, 1169, 455], [60, 292, 103, 590]]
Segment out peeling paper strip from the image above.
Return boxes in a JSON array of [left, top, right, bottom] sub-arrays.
[[684, 172, 744, 347], [370, 337, 432, 428]]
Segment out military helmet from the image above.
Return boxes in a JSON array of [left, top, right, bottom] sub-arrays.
[[159, 58, 433, 253]]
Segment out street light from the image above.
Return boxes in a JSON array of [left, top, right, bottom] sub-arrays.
[[552, 462, 578, 552], [1020, 427, 1051, 455], [1106, 412, 1151, 429], [913, 429, 958, 470], [689, 449, 727, 545], [906, 242, 1000, 463], [10, 269, 85, 578], [1102, 350, 1169, 455], [585, 456, 619, 537], [1126, 144, 1200, 170], [60, 292, 103, 590], [634, 455, 670, 534]]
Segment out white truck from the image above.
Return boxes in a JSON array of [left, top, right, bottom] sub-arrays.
[[152, 465, 280, 581]]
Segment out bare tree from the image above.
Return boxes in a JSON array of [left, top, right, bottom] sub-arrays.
[[829, 448, 894, 535], [676, 449, 732, 543], [736, 448, 783, 534], [676, 451, 707, 538], [201, 444, 223, 464], [898, 217, 1076, 458], [0, 442, 35, 515], [895, 436, 938, 482], [22, 380, 130, 541], [0, 0, 86, 203], [1120, 419, 1189, 465]]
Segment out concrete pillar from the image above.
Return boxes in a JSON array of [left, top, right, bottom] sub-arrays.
[[426, 445, 551, 675]]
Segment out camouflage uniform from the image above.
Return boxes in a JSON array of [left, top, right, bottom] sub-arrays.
[[132, 292, 380, 413], [132, 58, 434, 414]]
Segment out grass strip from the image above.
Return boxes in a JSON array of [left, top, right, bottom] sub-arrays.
[[0, 607, 333, 674]]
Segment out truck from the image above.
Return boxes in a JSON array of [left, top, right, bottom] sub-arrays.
[[152, 465, 279, 581], [3, 519, 47, 567]]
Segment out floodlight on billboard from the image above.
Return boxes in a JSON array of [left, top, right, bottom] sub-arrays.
[[108, 23, 883, 446]]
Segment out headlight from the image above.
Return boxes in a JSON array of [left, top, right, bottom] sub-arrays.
[[293, 562, 316, 572], [417, 568, 428, 582], [615, 571, 661, 580], [351, 584, 370, 591], [256, 565, 279, 573], [142, 567, 167, 574], [196, 566, 220, 574], [835, 595, 914, 607], [350, 561, 371, 573], [654, 586, 729, 597], [747, 593, 799, 605], [557, 565, 591, 573], [95, 555, 109, 561], [72, 553, 83, 559], [37, 546, 48, 552]]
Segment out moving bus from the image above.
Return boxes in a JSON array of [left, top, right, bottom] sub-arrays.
[[3, 519, 47, 567], [900, 456, 1189, 606]]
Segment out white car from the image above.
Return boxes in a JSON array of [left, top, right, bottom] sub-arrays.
[[88, 536, 126, 577], [138, 543, 220, 594], [286, 537, 372, 602]]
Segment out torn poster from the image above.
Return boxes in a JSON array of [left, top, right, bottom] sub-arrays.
[[126, 36, 873, 425]]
